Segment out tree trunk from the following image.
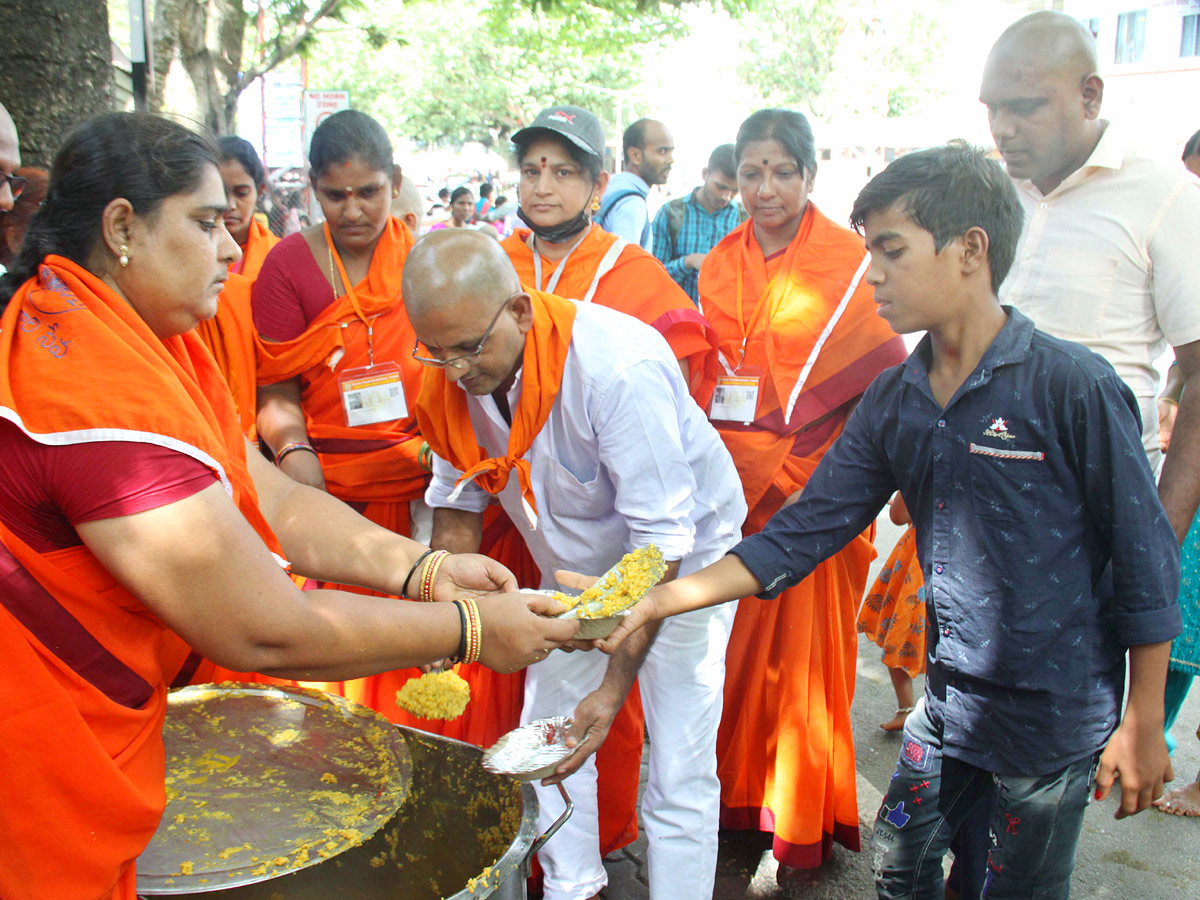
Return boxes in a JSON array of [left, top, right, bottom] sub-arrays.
[[0, 0, 114, 168], [151, 0, 245, 134]]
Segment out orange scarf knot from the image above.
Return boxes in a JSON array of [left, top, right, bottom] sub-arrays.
[[418, 289, 577, 530]]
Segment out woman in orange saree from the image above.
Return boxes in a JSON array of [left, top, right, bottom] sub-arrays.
[[699, 108, 907, 871]]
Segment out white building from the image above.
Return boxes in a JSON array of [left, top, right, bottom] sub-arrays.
[[1062, 0, 1200, 154]]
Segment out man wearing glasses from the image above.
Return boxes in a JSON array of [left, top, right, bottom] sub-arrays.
[[0, 104, 23, 215], [405, 229, 746, 900]]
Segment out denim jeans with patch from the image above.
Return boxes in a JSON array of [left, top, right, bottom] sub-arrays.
[[872, 698, 1099, 900]]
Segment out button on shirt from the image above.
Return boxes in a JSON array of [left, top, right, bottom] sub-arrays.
[[999, 122, 1200, 470], [651, 189, 743, 304], [426, 302, 746, 584], [732, 309, 1181, 775]]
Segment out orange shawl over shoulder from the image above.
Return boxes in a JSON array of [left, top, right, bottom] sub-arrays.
[[255, 218, 426, 504], [416, 288, 575, 526], [501, 224, 718, 407], [699, 204, 906, 514], [703, 205, 904, 868], [0, 257, 283, 900], [231, 217, 278, 280], [195, 271, 258, 439]]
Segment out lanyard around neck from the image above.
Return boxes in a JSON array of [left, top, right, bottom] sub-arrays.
[[528, 230, 590, 294], [733, 249, 773, 368], [324, 221, 376, 365]]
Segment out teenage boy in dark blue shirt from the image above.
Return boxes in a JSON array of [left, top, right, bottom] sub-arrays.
[[583, 142, 1181, 899]]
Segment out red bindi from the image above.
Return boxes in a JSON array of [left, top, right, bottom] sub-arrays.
[[540, 158, 548, 168]]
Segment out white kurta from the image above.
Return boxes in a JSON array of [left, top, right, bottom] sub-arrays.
[[427, 301, 746, 900]]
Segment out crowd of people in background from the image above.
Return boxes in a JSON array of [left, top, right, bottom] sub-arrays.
[[2, 9, 1200, 900]]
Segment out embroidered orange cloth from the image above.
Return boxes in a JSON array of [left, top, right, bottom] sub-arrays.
[[416, 288, 575, 522], [231, 217, 278, 280], [501, 224, 719, 407], [0, 257, 283, 900], [255, 217, 426, 505], [195, 271, 258, 439], [858, 525, 927, 679], [701, 204, 906, 868]]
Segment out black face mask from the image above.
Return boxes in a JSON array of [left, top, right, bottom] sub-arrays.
[[517, 202, 592, 244]]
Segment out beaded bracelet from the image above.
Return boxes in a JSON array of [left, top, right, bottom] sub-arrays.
[[401, 548, 436, 600], [275, 440, 317, 466], [450, 599, 468, 664], [419, 549, 451, 603], [462, 598, 482, 665]]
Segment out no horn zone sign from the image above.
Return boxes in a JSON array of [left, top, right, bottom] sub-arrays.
[[304, 90, 351, 149]]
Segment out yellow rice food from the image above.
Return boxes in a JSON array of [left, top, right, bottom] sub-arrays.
[[555, 544, 665, 618], [394, 670, 471, 720]]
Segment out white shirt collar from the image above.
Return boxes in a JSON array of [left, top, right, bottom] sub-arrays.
[[1018, 120, 1123, 198]]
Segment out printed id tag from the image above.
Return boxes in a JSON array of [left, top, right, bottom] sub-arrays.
[[710, 372, 761, 424], [338, 362, 407, 427]]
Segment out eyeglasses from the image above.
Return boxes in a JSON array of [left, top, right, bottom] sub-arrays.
[[412, 292, 520, 371], [1, 172, 27, 201]]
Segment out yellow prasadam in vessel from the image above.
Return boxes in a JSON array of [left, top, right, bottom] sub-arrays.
[[555, 544, 665, 618], [394, 670, 471, 720]]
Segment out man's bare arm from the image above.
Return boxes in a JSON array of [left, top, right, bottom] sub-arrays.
[[431, 506, 485, 554], [1158, 340, 1200, 541]]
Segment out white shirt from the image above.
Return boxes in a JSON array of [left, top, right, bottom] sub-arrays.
[[426, 302, 746, 586], [999, 122, 1200, 468]]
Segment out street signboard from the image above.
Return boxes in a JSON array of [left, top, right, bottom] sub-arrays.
[[304, 90, 351, 151]]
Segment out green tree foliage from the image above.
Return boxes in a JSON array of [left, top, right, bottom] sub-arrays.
[[148, 0, 356, 133], [138, 0, 744, 137], [738, 0, 946, 119], [305, 0, 699, 147], [737, 0, 843, 115]]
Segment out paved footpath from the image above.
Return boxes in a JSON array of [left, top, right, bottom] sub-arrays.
[[597, 515, 1200, 899]]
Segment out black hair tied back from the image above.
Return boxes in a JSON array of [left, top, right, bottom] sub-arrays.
[[0, 112, 220, 309]]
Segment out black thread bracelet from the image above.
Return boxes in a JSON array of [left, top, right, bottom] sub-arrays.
[[401, 548, 436, 599], [450, 600, 468, 664]]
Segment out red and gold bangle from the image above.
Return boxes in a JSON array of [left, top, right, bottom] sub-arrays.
[[419, 549, 450, 603], [462, 598, 482, 665]]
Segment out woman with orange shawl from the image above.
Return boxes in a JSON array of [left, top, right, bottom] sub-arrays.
[[192, 137, 278, 438], [0, 112, 576, 900], [250, 110, 505, 741], [501, 105, 718, 406], [219, 136, 277, 280], [698, 108, 907, 872], [498, 104, 720, 858]]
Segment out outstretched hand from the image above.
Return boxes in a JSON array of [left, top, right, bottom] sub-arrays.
[[595, 593, 661, 654], [552, 568, 662, 654], [431, 553, 519, 602], [475, 591, 579, 674], [540, 686, 622, 786]]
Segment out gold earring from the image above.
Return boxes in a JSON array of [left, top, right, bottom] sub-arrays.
[[118, 245, 130, 268], [591, 195, 601, 212]]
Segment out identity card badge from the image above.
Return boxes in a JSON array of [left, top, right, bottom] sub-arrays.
[[338, 362, 407, 427], [710, 367, 761, 425]]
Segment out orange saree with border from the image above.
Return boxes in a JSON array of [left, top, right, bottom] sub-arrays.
[[701, 204, 907, 868], [0, 257, 284, 899]]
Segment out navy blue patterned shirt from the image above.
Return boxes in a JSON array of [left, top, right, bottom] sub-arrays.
[[732, 308, 1181, 775]]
